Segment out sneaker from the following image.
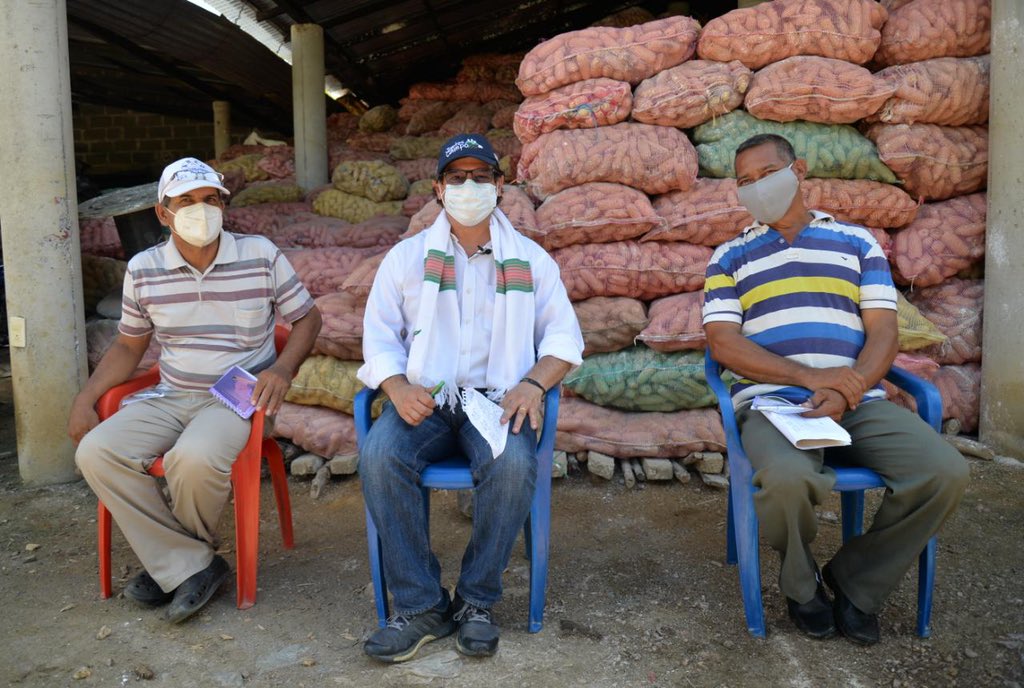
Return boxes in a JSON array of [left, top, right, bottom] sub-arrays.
[[452, 593, 500, 657], [364, 590, 455, 663]]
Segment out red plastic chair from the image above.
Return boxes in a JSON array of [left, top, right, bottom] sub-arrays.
[[96, 325, 294, 609]]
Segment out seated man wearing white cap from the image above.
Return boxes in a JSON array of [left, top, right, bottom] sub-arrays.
[[69, 157, 321, 623]]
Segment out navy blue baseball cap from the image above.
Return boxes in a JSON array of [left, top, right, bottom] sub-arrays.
[[436, 134, 500, 177]]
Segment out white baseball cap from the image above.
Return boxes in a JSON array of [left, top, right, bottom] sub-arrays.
[[157, 157, 230, 202]]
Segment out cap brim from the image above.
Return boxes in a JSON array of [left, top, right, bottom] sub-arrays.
[[161, 179, 231, 201]]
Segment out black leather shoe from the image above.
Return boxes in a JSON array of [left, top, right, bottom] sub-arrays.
[[364, 589, 456, 663], [452, 593, 500, 657], [786, 578, 837, 639], [124, 570, 173, 607], [164, 555, 230, 624], [823, 563, 880, 646]]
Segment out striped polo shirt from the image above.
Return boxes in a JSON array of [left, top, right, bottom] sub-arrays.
[[120, 231, 314, 391], [702, 211, 897, 407]]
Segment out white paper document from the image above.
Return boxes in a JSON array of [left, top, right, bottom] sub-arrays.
[[751, 395, 852, 450], [461, 388, 509, 460]]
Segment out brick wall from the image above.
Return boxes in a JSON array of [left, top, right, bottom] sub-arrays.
[[72, 103, 259, 182]]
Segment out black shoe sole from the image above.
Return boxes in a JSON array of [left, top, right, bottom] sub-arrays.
[[789, 613, 837, 640], [822, 565, 880, 646], [165, 563, 230, 624], [365, 620, 457, 663], [455, 636, 498, 657]]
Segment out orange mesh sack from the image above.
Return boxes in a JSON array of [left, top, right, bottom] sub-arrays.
[[931, 363, 981, 433], [801, 179, 918, 229], [636, 292, 706, 352], [284, 246, 383, 298], [631, 60, 751, 129], [874, 0, 991, 67], [870, 56, 990, 127], [534, 183, 660, 250], [866, 124, 988, 202], [403, 186, 542, 242], [274, 402, 358, 458], [224, 202, 314, 237], [491, 104, 518, 129], [744, 56, 894, 124], [272, 216, 402, 250], [394, 158, 436, 183], [438, 105, 493, 137], [518, 123, 698, 200], [645, 179, 752, 246], [339, 252, 387, 300], [552, 240, 712, 302], [312, 292, 366, 360], [456, 53, 524, 84], [890, 194, 986, 288], [555, 398, 725, 458], [513, 78, 633, 144], [573, 297, 649, 357], [516, 16, 700, 96], [906, 278, 983, 365], [696, 0, 888, 69]]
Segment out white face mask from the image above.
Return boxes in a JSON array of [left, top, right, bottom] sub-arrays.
[[443, 180, 497, 227], [736, 164, 799, 225], [167, 202, 223, 247]]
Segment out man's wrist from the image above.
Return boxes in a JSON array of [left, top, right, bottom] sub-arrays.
[[520, 377, 546, 396]]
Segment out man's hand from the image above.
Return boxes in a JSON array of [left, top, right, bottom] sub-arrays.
[[801, 388, 848, 423], [67, 395, 100, 445], [388, 380, 438, 427], [803, 367, 867, 410], [499, 381, 544, 434], [252, 363, 294, 417]]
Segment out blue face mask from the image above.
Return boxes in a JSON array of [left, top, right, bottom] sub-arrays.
[[736, 164, 799, 225]]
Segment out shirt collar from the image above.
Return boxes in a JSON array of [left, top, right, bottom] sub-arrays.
[[160, 230, 238, 271], [742, 209, 836, 235]]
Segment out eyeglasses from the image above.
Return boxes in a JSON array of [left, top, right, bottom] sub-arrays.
[[441, 168, 498, 186]]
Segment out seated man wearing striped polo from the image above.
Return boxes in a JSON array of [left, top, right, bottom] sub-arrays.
[[702, 134, 968, 645], [69, 158, 321, 623]]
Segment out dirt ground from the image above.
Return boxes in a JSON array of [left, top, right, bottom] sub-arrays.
[[1, 380, 1022, 688]]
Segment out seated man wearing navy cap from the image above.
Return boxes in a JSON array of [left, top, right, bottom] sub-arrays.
[[358, 134, 583, 661], [69, 157, 321, 623]]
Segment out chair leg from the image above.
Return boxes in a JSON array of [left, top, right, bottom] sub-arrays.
[[916, 536, 937, 638], [726, 488, 737, 566], [527, 494, 551, 633], [232, 449, 261, 610], [98, 501, 113, 599], [731, 480, 766, 638], [263, 439, 294, 549], [364, 506, 390, 627], [840, 491, 865, 543]]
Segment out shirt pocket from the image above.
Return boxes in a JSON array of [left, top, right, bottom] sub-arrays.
[[235, 303, 271, 347]]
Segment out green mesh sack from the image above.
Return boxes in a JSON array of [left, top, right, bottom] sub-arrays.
[[693, 110, 897, 182]]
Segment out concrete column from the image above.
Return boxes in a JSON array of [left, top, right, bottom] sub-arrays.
[[213, 100, 231, 159], [291, 24, 328, 191], [979, 0, 1024, 458], [0, 0, 88, 484]]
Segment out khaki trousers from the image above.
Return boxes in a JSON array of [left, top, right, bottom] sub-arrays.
[[736, 399, 969, 614], [76, 390, 251, 592]]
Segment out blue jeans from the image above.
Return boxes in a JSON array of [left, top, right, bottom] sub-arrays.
[[359, 399, 537, 616]]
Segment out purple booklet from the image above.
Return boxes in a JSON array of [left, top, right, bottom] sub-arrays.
[[209, 366, 258, 419]]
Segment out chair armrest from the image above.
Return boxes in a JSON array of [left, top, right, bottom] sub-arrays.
[[354, 387, 381, 447], [885, 366, 943, 432], [537, 385, 561, 458], [273, 323, 290, 356], [95, 367, 161, 421], [704, 349, 754, 485]]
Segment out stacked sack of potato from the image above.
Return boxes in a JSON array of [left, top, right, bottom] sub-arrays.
[[500, 0, 992, 485]]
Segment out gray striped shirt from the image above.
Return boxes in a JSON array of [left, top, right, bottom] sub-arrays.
[[120, 232, 314, 391]]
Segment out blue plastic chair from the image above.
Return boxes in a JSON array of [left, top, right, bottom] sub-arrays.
[[704, 349, 941, 639], [354, 385, 561, 633]]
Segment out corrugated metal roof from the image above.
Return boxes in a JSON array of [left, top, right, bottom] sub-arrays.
[[67, 0, 733, 130]]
